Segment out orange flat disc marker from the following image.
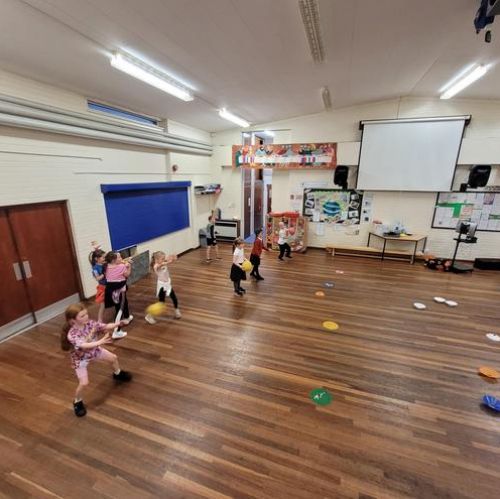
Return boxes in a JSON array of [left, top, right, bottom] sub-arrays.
[[478, 366, 500, 379]]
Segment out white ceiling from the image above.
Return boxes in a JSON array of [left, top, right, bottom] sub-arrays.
[[0, 0, 499, 132]]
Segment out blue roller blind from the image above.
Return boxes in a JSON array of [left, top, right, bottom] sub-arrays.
[[101, 182, 191, 250]]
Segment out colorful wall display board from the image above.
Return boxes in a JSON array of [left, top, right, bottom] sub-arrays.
[[266, 213, 307, 252], [432, 191, 500, 232], [302, 189, 363, 225], [232, 143, 337, 169]]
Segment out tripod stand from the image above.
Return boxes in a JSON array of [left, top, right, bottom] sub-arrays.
[[451, 232, 477, 273]]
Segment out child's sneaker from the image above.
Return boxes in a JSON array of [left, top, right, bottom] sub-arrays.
[[113, 370, 132, 382], [112, 330, 127, 340], [145, 314, 157, 324], [174, 308, 182, 319], [122, 314, 134, 325], [73, 400, 87, 417]]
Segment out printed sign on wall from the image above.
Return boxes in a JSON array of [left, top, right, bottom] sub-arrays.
[[232, 143, 337, 169]]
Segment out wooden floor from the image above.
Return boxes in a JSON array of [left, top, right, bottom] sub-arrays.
[[1, 246, 500, 499]]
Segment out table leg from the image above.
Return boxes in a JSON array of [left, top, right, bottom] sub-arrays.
[[368, 233, 372, 247], [382, 239, 387, 261], [412, 241, 418, 264]]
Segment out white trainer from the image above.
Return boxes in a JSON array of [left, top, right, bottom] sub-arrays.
[[122, 315, 134, 325], [145, 314, 157, 325], [112, 330, 127, 340], [174, 309, 182, 319]]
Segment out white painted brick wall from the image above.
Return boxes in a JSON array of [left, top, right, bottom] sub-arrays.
[[0, 128, 206, 298], [0, 72, 214, 300]]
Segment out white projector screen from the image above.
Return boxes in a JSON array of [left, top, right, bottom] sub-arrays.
[[356, 118, 467, 191]]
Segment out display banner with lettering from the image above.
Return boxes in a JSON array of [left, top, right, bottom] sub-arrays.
[[232, 143, 337, 169]]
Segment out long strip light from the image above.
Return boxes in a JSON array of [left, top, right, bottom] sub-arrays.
[[321, 86, 332, 110], [218, 108, 250, 128], [440, 64, 490, 100], [299, 0, 325, 64], [110, 52, 194, 102]]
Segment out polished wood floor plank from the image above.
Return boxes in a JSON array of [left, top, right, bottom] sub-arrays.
[[1, 245, 500, 498]]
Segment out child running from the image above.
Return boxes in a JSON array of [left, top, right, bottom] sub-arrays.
[[61, 303, 132, 417], [230, 237, 247, 296], [145, 251, 182, 324], [250, 228, 269, 280]]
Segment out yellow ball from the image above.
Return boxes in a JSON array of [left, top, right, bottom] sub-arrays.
[[146, 302, 167, 317], [241, 260, 253, 272]]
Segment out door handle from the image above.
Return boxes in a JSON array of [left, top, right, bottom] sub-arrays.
[[22, 260, 32, 279], [12, 262, 23, 281]]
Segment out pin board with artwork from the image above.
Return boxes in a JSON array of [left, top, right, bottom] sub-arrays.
[[432, 191, 500, 232], [302, 189, 363, 225]]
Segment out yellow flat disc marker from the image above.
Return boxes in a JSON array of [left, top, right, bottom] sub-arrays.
[[322, 321, 339, 331]]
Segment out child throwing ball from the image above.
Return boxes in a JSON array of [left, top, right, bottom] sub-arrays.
[[61, 304, 132, 417], [145, 251, 182, 324]]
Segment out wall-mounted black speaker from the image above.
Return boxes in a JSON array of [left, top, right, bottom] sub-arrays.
[[468, 165, 491, 188], [334, 165, 349, 190]]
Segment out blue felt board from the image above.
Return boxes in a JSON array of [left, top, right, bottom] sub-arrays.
[[101, 182, 191, 250]]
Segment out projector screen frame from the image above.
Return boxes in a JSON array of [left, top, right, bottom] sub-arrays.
[[356, 115, 471, 192]]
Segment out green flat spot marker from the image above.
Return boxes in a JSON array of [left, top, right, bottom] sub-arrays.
[[309, 388, 333, 406]]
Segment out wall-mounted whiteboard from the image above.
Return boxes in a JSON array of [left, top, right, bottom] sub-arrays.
[[432, 191, 500, 232], [357, 117, 468, 191]]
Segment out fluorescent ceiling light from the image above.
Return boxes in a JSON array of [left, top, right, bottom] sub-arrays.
[[440, 64, 490, 99], [321, 86, 332, 110], [218, 108, 250, 128], [299, 0, 325, 64], [110, 52, 194, 102]]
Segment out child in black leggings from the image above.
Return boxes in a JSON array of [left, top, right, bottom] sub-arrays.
[[145, 251, 182, 324]]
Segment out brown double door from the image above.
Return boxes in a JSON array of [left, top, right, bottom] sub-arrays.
[[0, 202, 80, 338]]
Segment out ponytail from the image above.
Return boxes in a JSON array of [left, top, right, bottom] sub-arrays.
[[61, 324, 72, 351], [61, 303, 85, 351], [103, 251, 118, 276], [90, 248, 105, 266]]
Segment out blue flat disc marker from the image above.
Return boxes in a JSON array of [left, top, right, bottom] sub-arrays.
[[483, 394, 500, 412]]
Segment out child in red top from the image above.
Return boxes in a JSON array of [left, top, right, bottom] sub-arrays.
[[249, 228, 269, 280]]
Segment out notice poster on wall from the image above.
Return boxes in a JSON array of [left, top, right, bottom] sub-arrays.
[[432, 191, 500, 232], [302, 189, 363, 225], [232, 143, 337, 169]]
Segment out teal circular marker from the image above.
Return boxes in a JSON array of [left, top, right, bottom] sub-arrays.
[[309, 388, 333, 406]]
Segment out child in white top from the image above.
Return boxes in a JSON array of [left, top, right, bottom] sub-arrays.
[[230, 237, 247, 296], [277, 221, 292, 260], [145, 251, 181, 324]]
